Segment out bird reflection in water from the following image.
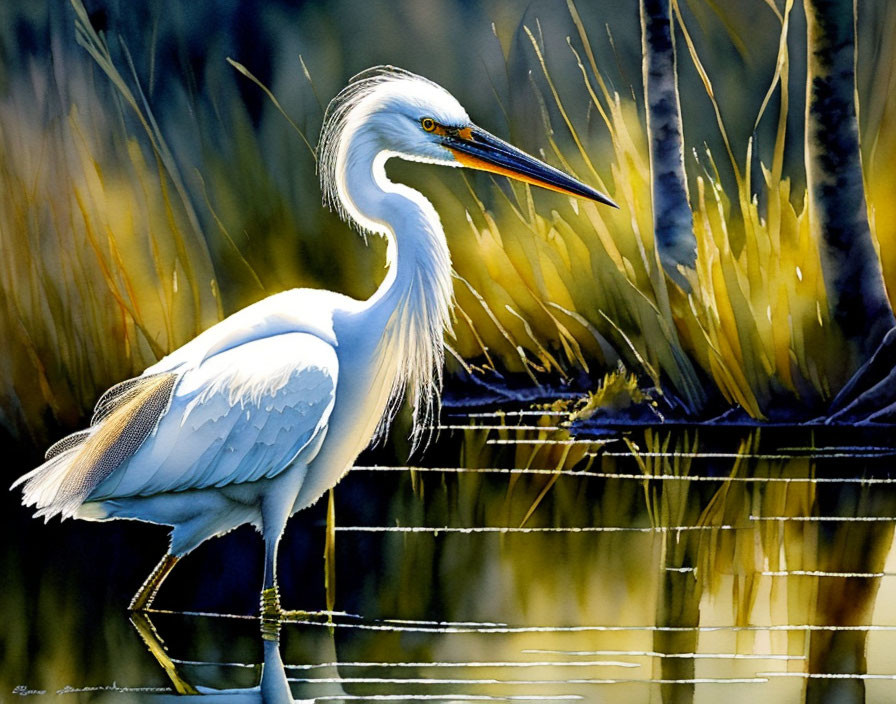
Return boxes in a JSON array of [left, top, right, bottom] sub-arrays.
[[130, 612, 346, 704]]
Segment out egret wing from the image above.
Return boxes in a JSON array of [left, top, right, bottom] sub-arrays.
[[15, 332, 338, 519], [90, 332, 338, 499]]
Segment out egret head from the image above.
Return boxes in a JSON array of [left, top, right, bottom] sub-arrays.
[[319, 66, 617, 227]]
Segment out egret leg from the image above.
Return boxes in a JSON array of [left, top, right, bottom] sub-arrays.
[[129, 553, 180, 611], [260, 535, 283, 640], [259, 493, 293, 639], [130, 611, 198, 694]]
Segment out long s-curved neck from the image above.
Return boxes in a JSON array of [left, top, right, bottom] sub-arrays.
[[336, 132, 453, 432], [344, 151, 450, 307]]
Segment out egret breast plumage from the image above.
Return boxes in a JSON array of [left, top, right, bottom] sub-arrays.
[[12, 66, 616, 619]]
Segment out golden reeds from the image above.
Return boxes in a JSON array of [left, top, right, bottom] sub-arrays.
[[2, 0, 895, 442]]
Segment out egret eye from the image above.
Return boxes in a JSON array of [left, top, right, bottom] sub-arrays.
[[421, 117, 436, 132]]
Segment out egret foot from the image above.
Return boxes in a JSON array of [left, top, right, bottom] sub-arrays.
[[260, 585, 282, 616], [129, 554, 180, 611], [260, 586, 282, 641]]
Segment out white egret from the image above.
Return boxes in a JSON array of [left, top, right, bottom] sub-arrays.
[[12, 66, 617, 618]]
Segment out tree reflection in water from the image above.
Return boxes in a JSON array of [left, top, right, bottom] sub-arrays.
[[8, 415, 896, 703]]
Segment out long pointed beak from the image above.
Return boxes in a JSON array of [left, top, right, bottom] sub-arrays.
[[442, 126, 618, 208]]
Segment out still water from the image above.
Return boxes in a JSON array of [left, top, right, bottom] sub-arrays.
[[4, 408, 896, 702]]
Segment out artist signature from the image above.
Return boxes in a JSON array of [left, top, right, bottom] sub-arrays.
[[12, 686, 47, 696]]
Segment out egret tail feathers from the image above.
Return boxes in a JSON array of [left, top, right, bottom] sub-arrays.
[[12, 372, 178, 520]]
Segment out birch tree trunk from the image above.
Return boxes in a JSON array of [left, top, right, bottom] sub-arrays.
[[641, 0, 697, 292], [805, 0, 895, 369]]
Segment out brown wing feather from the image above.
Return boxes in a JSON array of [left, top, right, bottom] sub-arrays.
[[45, 429, 92, 460], [16, 372, 178, 519]]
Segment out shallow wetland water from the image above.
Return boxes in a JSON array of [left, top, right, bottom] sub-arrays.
[[5, 407, 896, 703]]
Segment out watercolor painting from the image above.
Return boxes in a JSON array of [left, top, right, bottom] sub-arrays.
[[4, 0, 896, 701]]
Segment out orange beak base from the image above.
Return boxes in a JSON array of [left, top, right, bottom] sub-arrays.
[[442, 126, 618, 207]]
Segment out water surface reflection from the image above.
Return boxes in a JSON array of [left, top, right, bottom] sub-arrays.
[[6, 413, 896, 702]]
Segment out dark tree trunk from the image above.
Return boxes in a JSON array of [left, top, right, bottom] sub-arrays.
[[641, 0, 697, 292], [805, 0, 895, 370]]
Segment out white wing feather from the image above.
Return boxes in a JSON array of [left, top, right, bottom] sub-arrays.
[[88, 332, 338, 500]]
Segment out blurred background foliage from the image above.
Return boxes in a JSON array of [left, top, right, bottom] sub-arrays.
[[1, 0, 895, 446]]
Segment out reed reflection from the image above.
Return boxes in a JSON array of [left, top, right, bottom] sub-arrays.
[[46, 413, 896, 702]]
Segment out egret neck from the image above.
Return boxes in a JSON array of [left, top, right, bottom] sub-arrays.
[[336, 143, 453, 442]]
